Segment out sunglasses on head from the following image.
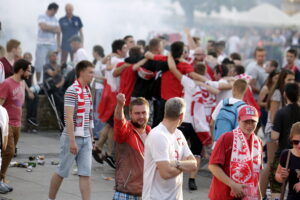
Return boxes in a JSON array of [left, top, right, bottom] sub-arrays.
[[291, 140, 300, 145]]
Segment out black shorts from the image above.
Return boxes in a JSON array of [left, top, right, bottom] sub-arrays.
[[178, 122, 203, 156], [106, 114, 114, 127]]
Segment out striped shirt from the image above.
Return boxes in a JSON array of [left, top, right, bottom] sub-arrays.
[[63, 85, 92, 137]]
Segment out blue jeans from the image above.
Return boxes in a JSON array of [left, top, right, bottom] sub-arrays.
[[34, 44, 56, 73]]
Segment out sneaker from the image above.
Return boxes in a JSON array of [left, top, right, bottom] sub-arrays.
[[72, 166, 78, 175], [2, 182, 13, 192], [188, 178, 197, 190], [92, 148, 103, 164], [27, 119, 38, 127], [104, 153, 116, 169], [0, 182, 9, 194]]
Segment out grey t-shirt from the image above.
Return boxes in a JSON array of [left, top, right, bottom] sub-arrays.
[[246, 62, 268, 99]]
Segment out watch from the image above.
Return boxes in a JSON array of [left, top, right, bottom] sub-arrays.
[[175, 160, 181, 169]]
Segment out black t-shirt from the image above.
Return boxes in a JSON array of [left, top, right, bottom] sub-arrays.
[[25, 66, 35, 87], [280, 149, 300, 200], [131, 60, 168, 100], [273, 104, 300, 156]]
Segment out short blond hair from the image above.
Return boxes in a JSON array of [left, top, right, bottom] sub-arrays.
[[289, 122, 300, 140]]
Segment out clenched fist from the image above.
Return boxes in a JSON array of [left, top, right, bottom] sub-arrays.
[[116, 93, 126, 106]]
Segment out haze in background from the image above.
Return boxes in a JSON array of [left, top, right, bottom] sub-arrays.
[[0, 0, 172, 61]]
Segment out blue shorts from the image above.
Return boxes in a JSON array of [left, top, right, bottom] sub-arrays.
[[56, 134, 92, 178]]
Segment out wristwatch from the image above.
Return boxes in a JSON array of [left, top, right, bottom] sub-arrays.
[[175, 160, 181, 170]]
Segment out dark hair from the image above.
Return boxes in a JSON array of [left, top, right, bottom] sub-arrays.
[[112, 39, 125, 53], [265, 71, 279, 90], [129, 97, 149, 112], [194, 62, 206, 75], [123, 35, 133, 41], [254, 47, 265, 56], [269, 60, 278, 69], [214, 64, 228, 77], [75, 60, 94, 78], [285, 83, 299, 103], [47, 2, 59, 10], [137, 40, 146, 48], [149, 38, 161, 52], [170, 41, 184, 59], [230, 52, 241, 61], [234, 65, 245, 75], [207, 50, 217, 58], [287, 48, 298, 57], [129, 46, 142, 57], [13, 59, 31, 73], [267, 69, 295, 109], [93, 45, 105, 58]]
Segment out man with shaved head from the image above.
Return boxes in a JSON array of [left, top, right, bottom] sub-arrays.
[[59, 3, 84, 64]]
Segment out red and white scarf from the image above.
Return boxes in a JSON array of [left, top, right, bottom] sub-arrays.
[[73, 80, 93, 136], [230, 128, 262, 200]]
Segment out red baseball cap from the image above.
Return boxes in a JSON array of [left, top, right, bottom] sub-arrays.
[[239, 105, 259, 122]]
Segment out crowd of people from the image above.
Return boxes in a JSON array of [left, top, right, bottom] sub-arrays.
[[0, 2, 300, 200]]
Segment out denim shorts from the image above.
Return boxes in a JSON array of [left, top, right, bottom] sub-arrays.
[[34, 44, 56, 73], [56, 134, 92, 178]]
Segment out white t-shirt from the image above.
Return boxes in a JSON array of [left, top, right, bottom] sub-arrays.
[[94, 60, 105, 90], [206, 79, 232, 104], [212, 97, 245, 121], [73, 48, 89, 67], [142, 123, 192, 200], [37, 14, 59, 45], [181, 75, 216, 123], [228, 35, 241, 54], [105, 56, 124, 92]]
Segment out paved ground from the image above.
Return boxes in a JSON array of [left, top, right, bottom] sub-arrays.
[[0, 131, 212, 200]]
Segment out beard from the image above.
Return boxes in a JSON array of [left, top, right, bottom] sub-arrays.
[[21, 74, 29, 80], [131, 119, 147, 129]]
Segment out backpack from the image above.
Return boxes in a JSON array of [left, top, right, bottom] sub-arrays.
[[213, 98, 245, 141]]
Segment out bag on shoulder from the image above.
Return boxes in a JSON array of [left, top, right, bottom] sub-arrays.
[[213, 98, 245, 141]]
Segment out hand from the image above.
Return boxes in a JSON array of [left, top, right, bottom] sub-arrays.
[[183, 27, 190, 35], [54, 26, 60, 33], [28, 91, 35, 99], [280, 167, 289, 180], [69, 139, 78, 155], [293, 182, 300, 193], [116, 93, 126, 106], [230, 182, 246, 198], [144, 51, 154, 60]]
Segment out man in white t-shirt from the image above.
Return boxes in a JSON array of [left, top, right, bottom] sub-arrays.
[[142, 97, 197, 200], [70, 36, 88, 67], [35, 2, 60, 82], [211, 79, 248, 144]]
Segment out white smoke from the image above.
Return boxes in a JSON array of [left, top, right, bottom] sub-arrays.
[[0, 0, 173, 61]]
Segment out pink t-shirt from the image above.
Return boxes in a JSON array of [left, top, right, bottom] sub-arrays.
[[0, 77, 25, 127]]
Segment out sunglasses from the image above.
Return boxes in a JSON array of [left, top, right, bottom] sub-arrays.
[[291, 140, 300, 145]]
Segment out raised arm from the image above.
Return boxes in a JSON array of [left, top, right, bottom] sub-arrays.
[[114, 93, 125, 120], [167, 54, 182, 81], [184, 28, 197, 50]]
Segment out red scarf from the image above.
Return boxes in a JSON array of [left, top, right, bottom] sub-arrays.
[[230, 128, 262, 200], [73, 80, 93, 135]]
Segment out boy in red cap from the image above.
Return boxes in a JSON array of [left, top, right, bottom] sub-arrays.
[[208, 105, 263, 200]]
